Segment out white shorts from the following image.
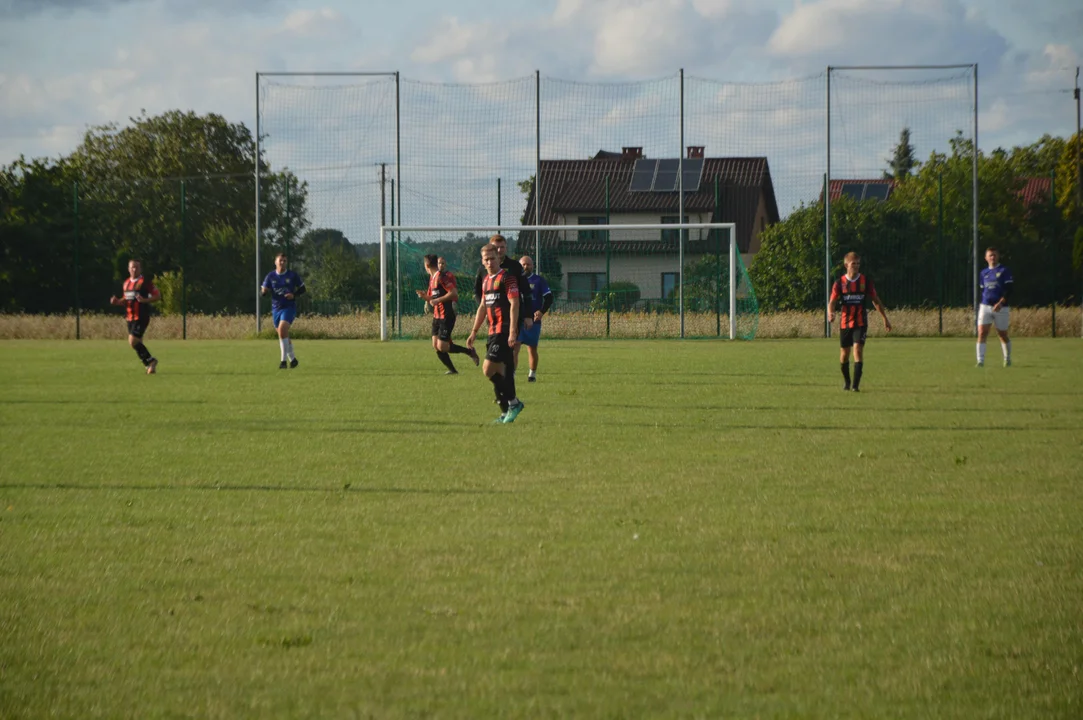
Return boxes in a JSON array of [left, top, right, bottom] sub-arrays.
[[978, 304, 1010, 332]]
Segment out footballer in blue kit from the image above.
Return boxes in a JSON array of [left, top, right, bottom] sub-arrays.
[[261, 252, 307, 369], [976, 246, 1013, 367], [516, 256, 554, 382]]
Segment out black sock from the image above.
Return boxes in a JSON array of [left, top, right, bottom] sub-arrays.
[[436, 351, 456, 372], [853, 361, 863, 389], [134, 343, 152, 366], [505, 367, 517, 402], [490, 373, 509, 412], [448, 343, 471, 355], [840, 362, 851, 388]]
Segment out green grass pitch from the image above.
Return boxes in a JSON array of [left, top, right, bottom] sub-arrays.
[[1, 338, 1081, 718]]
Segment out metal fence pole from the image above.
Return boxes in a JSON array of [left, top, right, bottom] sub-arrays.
[[181, 180, 187, 340], [825, 68, 832, 339], [605, 175, 611, 338], [255, 72, 262, 334], [938, 173, 944, 336], [73, 181, 80, 340], [715, 177, 721, 337], [678, 68, 685, 339], [1051, 171, 1057, 338]]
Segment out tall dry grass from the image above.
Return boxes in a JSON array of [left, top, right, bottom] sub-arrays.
[[1, 308, 1080, 340]]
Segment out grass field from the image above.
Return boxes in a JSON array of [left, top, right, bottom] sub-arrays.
[[1, 338, 1081, 718]]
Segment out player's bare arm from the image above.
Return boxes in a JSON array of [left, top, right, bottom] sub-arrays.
[[508, 295, 520, 346], [467, 303, 486, 348], [872, 292, 891, 332]]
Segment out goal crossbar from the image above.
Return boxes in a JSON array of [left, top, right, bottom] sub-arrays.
[[379, 223, 740, 341]]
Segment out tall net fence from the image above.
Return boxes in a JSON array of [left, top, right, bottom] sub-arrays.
[[827, 67, 977, 314], [8, 67, 1079, 340]]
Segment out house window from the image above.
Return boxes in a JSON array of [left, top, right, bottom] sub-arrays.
[[568, 272, 607, 302], [661, 216, 689, 243], [661, 272, 679, 300], [577, 216, 607, 241]]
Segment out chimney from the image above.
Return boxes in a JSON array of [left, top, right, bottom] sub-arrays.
[[621, 146, 643, 161], [687, 146, 705, 158]]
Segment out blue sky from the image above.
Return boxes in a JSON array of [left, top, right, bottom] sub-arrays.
[[0, 0, 1080, 232]]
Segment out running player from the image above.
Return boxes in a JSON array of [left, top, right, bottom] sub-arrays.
[[416, 254, 478, 374], [467, 245, 524, 423], [515, 255, 553, 382], [977, 246, 1014, 367], [260, 252, 306, 369], [827, 251, 892, 392], [109, 258, 161, 374]]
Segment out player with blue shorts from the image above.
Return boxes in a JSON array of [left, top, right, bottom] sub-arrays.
[[260, 252, 306, 369], [516, 256, 554, 382], [977, 246, 1013, 367]]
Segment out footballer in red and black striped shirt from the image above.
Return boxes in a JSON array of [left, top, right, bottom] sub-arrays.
[[828, 252, 891, 391], [109, 259, 161, 374], [416, 254, 478, 375], [468, 245, 525, 423]]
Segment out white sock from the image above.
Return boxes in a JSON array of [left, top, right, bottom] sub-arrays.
[[977, 342, 986, 363], [286, 339, 295, 361], [1002, 340, 1010, 360], [279, 338, 288, 361], [528, 369, 536, 377]]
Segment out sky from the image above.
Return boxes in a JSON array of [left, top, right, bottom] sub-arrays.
[[1, 0, 1080, 234]]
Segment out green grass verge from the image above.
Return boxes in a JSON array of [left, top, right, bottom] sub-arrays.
[[1, 338, 1081, 718]]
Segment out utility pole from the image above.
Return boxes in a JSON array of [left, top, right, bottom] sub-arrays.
[[1074, 67, 1080, 209]]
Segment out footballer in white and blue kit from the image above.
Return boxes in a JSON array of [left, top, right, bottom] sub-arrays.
[[976, 246, 1013, 367], [517, 255, 554, 382], [260, 252, 307, 369]]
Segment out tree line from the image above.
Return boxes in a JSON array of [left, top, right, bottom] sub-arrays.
[[750, 130, 1083, 310], [2, 112, 1079, 315]]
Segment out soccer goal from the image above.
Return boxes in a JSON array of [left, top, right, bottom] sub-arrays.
[[378, 222, 758, 342]]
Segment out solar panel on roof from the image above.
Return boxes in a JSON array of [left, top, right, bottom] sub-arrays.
[[840, 183, 865, 201], [629, 159, 657, 192], [653, 159, 680, 192], [681, 158, 704, 192], [863, 183, 890, 201]]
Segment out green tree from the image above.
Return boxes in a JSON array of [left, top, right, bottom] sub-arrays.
[[64, 110, 307, 312], [884, 127, 918, 180]]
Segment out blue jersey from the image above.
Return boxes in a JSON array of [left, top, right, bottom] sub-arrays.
[[979, 265, 1013, 306], [525, 273, 552, 321], [262, 270, 305, 311]]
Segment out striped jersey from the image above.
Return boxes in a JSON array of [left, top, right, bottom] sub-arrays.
[[830, 273, 876, 329], [481, 269, 519, 336], [428, 270, 457, 319], [122, 276, 157, 322]]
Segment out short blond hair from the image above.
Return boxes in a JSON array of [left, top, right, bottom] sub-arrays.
[[844, 251, 860, 263]]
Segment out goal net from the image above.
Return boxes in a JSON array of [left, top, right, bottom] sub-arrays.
[[379, 223, 757, 341]]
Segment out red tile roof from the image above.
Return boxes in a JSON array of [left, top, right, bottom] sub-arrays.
[[1018, 176, 1052, 208], [821, 178, 896, 202]]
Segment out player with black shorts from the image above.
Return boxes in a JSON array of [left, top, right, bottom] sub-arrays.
[[828, 251, 891, 391], [467, 245, 525, 423], [416, 254, 478, 374], [109, 258, 161, 374]]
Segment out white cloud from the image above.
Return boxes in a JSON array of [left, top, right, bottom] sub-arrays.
[[279, 7, 346, 38], [768, 0, 1008, 69]]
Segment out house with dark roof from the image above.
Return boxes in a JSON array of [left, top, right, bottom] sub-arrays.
[[520, 147, 780, 302]]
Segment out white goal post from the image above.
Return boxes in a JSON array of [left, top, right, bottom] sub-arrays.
[[379, 223, 740, 341]]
